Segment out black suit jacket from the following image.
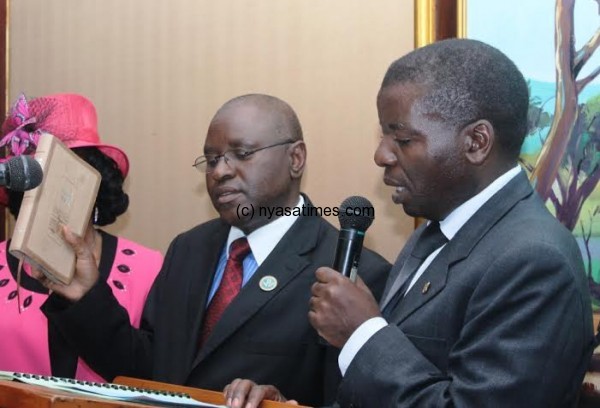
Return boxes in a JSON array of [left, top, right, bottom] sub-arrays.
[[43, 196, 390, 406], [337, 173, 594, 408]]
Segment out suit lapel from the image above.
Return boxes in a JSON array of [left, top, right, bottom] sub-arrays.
[[192, 208, 322, 367], [380, 225, 424, 309], [387, 247, 450, 323], [388, 172, 534, 324]]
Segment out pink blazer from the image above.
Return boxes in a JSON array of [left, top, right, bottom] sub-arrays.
[[0, 234, 162, 381]]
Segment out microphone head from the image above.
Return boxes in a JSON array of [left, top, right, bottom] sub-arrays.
[[7, 155, 44, 191], [338, 196, 374, 232]]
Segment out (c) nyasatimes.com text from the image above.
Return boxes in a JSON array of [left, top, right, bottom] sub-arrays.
[[236, 204, 374, 220]]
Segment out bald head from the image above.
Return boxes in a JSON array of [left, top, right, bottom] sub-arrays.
[[213, 94, 303, 143]]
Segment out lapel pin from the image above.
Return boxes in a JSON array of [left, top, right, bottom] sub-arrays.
[[422, 281, 431, 294], [259, 275, 278, 292]]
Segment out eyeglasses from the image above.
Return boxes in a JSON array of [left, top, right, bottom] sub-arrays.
[[193, 139, 295, 173]]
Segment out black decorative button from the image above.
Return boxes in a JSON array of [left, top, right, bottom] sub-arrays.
[[113, 280, 125, 290], [8, 290, 17, 300], [122, 249, 135, 256], [0, 279, 8, 287], [117, 264, 130, 273], [23, 295, 32, 308]]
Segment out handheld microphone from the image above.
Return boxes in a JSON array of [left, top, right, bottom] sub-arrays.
[[318, 196, 375, 347], [0, 155, 44, 191], [333, 196, 375, 282]]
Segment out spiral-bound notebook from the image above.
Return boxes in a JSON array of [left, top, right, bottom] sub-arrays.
[[0, 371, 224, 407]]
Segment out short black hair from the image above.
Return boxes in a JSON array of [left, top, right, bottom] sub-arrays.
[[8, 147, 128, 226], [381, 38, 529, 158]]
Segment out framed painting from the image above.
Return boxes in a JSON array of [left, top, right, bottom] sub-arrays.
[[462, 0, 600, 300], [415, 0, 600, 403]]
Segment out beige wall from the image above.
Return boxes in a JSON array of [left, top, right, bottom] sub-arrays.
[[7, 0, 414, 262]]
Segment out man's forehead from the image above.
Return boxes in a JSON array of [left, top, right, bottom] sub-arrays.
[[205, 110, 280, 148], [379, 81, 427, 101]]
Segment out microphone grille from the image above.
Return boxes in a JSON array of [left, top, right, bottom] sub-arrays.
[[7, 156, 44, 191], [338, 196, 374, 232]]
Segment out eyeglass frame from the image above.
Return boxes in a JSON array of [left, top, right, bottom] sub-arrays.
[[193, 139, 296, 173]]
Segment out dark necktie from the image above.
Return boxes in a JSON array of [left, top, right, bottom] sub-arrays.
[[382, 221, 448, 318], [200, 237, 251, 345]]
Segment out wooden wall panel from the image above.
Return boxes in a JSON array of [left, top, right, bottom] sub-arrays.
[[7, 0, 414, 261]]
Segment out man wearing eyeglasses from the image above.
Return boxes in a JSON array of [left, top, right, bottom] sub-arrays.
[[40, 93, 390, 407]]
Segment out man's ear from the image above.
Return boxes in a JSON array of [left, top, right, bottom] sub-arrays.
[[288, 140, 306, 179], [463, 120, 494, 165]]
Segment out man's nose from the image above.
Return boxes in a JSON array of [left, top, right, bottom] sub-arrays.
[[374, 137, 398, 167], [210, 154, 235, 180]]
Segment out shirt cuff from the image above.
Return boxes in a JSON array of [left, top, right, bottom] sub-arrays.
[[338, 317, 388, 376]]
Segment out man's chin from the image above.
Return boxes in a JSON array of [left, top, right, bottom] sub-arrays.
[[211, 198, 244, 221], [218, 210, 247, 226], [392, 194, 421, 218], [401, 203, 424, 219]]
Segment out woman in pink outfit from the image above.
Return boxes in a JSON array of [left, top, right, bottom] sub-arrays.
[[0, 93, 163, 382]]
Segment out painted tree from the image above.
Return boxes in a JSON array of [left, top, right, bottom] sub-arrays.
[[530, 0, 600, 205], [549, 100, 600, 230], [581, 207, 600, 299], [526, 83, 553, 145]]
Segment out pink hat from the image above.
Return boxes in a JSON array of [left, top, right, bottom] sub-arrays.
[[0, 93, 129, 206], [0, 93, 129, 177]]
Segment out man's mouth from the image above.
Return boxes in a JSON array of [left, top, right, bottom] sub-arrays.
[[213, 188, 242, 205]]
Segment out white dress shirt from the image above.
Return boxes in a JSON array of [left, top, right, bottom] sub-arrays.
[[207, 195, 304, 302], [225, 195, 304, 266]]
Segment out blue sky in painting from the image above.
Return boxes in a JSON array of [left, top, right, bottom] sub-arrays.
[[467, 0, 600, 84], [467, 0, 600, 154]]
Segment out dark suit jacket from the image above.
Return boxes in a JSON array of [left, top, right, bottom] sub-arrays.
[[337, 173, 594, 408], [43, 196, 390, 407]]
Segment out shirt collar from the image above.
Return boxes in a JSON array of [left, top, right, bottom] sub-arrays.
[[226, 195, 304, 265], [440, 165, 522, 240]]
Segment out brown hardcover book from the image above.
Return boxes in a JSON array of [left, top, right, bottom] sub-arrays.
[[9, 133, 101, 284]]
